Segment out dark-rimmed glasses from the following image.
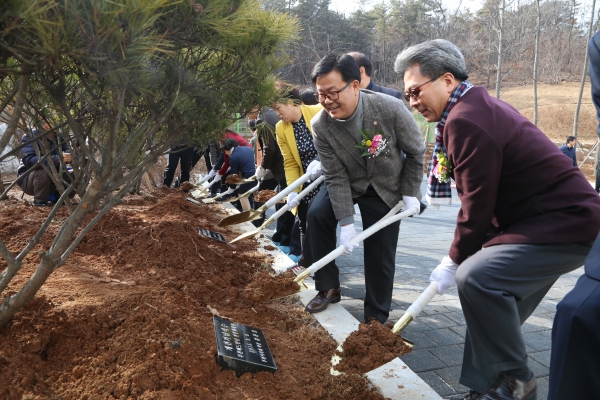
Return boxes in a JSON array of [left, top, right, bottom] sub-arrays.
[[403, 77, 439, 102], [314, 81, 352, 102]]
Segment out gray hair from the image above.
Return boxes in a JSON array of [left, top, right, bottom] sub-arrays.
[[394, 39, 468, 81]]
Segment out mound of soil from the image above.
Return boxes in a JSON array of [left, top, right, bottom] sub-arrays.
[[224, 174, 244, 185], [0, 188, 386, 400], [179, 181, 194, 191], [334, 321, 412, 375], [253, 189, 278, 203]]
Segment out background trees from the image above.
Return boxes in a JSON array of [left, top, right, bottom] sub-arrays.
[[269, 0, 598, 95]]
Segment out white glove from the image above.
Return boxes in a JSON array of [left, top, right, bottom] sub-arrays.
[[340, 224, 358, 253], [287, 192, 300, 208], [223, 187, 235, 195], [306, 160, 322, 181], [401, 196, 420, 214], [255, 166, 267, 181], [208, 169, 217, 179], [429, 256, 459, 295], [210, 174, 222, 184]]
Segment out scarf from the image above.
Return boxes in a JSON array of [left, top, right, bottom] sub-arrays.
[[426, 80, 473, 207]]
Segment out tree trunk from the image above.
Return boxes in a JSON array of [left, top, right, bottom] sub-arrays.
[[533, 0, 541, 125], [495, 0, 505, 98], [574, 0, 597, 137]]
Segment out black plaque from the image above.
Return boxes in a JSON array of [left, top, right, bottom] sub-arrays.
[[213, 316, 277, 376], [198, 228, 226, 243], [186, 197, 203, 207]]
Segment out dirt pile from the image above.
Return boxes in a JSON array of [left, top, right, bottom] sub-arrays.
[[224, 174, 244, 185], [334, 321, 412, 375], [253, 189, 279, 203], [0, 189, 386, 399]]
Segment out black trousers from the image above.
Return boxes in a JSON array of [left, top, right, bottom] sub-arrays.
[[163, 146, 194, 187], [270, 181, 295, 247], [548, 272, 600, 400], [307, 185, 400, 323]]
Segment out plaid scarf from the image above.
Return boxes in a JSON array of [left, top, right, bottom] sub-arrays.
[[426, 80, 473, 207]]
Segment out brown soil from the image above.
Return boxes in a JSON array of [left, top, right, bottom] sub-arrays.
[[253, 189, 278, 203], [179, 181, 194, 191], [334, 321, 412, 375], [0, 188, 386, 400], [224, 174, 244, 185]]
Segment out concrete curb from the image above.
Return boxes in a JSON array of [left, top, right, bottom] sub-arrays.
[[219, 202, 442, 399]]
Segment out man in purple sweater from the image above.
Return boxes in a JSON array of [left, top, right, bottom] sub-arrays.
[[394, 40, 600, 400]]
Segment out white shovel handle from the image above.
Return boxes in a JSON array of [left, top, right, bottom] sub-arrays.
[[263, 172, 312, 209], [406, 281, 438, 319], [197, 174, 212, 185], [268, 175, 326, 221], [303, 205, 419, 277]]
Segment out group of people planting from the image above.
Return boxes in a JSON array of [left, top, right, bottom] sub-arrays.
[[243, 39, 600, 400], [16, 37, 600, 400]]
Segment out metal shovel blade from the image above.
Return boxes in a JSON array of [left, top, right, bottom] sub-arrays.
[[218, 206, 266, 227], [229, 215, 276, 243]]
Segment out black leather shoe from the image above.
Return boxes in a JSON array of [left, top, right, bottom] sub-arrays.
[[305, 288, 341, 313], [462, 391, 480, 400], [477, 373, 536, 400], [33, 201, 53, 207]]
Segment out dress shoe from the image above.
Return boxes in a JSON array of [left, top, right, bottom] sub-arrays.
[[305, 288, 341, 313], [477, 373, 536, 400]]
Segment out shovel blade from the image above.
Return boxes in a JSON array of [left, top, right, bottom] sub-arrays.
[[218, 210, 264, 227], [229, 228, 262, 243]]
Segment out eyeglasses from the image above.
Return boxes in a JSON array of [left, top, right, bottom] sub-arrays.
[[314, 81, 352, 102], [403, 77, 439, 102]]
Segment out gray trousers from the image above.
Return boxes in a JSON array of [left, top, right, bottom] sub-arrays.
[[23, 169, 52, 203], [456, 243, 592, 393]]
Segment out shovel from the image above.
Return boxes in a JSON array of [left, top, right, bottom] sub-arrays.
[[241, 174, 256, 183], [229, 176, 326, 243], [294, 203, 419, 284], [330, 281, 439, 375], [217, 172, 312, 227], [202, 191, 231, 204], [222, 182, 261, 203]]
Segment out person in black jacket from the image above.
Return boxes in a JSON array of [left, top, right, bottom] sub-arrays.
[[17, 126, 72, 206], [547, 30, 600, 400], [348, 51, 403, 99]]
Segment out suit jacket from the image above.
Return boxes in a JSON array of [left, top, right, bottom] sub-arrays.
[[368, 81, 403, 100], [445, 86, 600, 264], [228, 146, 255, 179], [276, 104, 322, 192], [311, 90, 425, 221]]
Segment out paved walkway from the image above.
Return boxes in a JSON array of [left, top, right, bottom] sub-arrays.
[[263, 177, 582, 399]]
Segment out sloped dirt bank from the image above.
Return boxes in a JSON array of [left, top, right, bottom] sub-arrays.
[[0, 189, 385, 400]]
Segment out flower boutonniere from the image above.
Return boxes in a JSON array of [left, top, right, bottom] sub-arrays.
[[433, 151, 453, 183], [356, 129, 388, 158]]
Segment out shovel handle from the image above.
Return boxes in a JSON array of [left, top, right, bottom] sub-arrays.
[[391, 282, 438, 334], [295, 205, 419, 283], [262, 176, 325, 222], [263, 172, 312, 209], [197, 174, 212, 185]]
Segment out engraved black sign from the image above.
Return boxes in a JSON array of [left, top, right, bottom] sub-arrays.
[[213, 316, 277, 376], [198, 228, 226, 243], [186, 197, 203, 207]]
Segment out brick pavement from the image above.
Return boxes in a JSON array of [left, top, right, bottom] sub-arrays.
[[262, 177, 583, 399]]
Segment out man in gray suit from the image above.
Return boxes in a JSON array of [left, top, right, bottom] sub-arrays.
[[305, 53, 425, 323]]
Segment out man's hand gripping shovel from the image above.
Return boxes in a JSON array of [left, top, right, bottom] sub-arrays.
[[229, 176, 325, 243], [217, 172, 312, 227]]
